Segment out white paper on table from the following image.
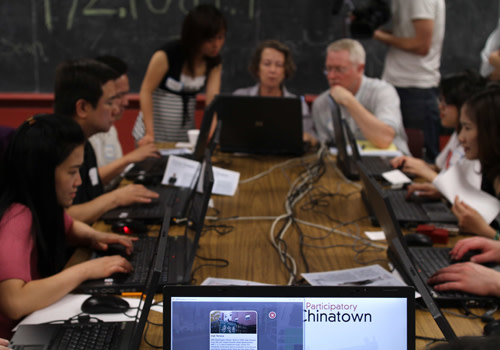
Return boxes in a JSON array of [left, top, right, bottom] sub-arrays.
[[213, 166, 240, 196], [302, 265, 406, 287], [14, 294, 143, 331], [364, 230, 386, 241], [201, 277, 271, 286], [382, 169, 412, 185]]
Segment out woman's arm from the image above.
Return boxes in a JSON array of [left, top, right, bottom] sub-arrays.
[[204, 64, 222, 138], [138, 50, 169, 146]]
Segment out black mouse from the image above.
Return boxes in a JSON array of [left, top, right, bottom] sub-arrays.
[[404, 233, 433, 247], [111, 219, 148, 234], [81, 295, 130, 314], [484, 319, 500, 336]]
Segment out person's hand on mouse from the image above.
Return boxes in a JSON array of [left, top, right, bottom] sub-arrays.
[[428, 262, 500, 297], [90, 231, 137, 256], [449, 237, 500, 264], [112, 184, 160, 207], [452, 196, 496, 238], [405, 183, 442, 200]]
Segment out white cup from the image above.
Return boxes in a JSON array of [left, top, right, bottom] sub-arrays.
[[187, 129, 200, 146]]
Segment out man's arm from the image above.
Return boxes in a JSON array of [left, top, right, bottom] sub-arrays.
[[67, 184, 159, 224], [330, 86, 395, 149], [374, 19, 434, 56], [97, 143, 159, 185]]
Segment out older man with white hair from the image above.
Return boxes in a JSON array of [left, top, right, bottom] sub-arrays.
[[312, 38, 410, 155]]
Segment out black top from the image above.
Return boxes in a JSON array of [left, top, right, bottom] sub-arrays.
[[74, 141, 104, 205]]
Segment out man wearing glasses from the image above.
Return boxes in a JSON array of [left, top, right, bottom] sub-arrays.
[[311, 39, 410, 155]]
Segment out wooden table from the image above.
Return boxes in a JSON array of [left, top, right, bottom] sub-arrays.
[[92, 149, 493, 349]]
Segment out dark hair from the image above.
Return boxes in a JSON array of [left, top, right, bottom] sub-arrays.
[[439, 69, 487, 111], [54, 58, 120, 117], [95, 55, 128, 76], [248, 39, 297, 81], [0, 114, 85, 277], [462, 83, 500, 184], [181, 4, 226, 75]]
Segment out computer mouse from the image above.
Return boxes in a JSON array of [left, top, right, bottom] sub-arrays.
[[484, 319, 500, 336], [81, 295, 130, 314], [111, 219, 148, 234], [403, 233, 433, 247]]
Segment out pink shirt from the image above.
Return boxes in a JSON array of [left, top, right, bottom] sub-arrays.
[[0, 204, 73, 339]]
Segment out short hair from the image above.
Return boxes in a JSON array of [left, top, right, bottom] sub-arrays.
[[54, 58, 120, 117], [95, 55, 128, 76], [462, 83, 500, 183], [181, 4, 227, 74], [439, 69, 487, 110], [326, 38, 366, 65], [0, 114, 85, 277], [248, 39, 296, 80]]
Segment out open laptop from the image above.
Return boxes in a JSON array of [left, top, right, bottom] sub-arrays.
[[358, 160, 498, 312], [77, 202, 174, 294], [329, 96, 393, 180], [9, 206, 167, 350], [163, 148, 215, 285], [163, 285, 415, 350], [125, 94, 219, 182], [215, 94, 305, 155]]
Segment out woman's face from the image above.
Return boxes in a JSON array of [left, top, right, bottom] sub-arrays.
[[200, 30, 226, 58], [55, 145, 83, 208], [438, 95, 459, 129], [258, 48, 286, 91], [458, 106, 479, 160]]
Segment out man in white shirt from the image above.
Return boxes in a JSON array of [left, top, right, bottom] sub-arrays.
[[312, 39, 410, 155], [374, 0, 445, 162]]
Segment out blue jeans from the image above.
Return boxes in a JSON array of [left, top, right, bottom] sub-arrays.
[[396, 87, 440, 162]]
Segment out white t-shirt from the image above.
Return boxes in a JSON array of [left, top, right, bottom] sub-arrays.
[[88, 125, 123, 167], [480, 23, 500, 78], [382, 0, 445, 88]]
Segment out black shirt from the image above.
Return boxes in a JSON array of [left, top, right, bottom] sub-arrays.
[[74, 141, 104, 205]]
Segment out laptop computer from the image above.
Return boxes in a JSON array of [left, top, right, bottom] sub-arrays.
[[163, 148, 215, 285], [125, 94, 219, 182], [215, 94, 305, 155], [163, 285, 415, 350], [77, 202, 174, 295], [9, 206, 167, 350], [329, 96, 393, 180], [358, 160, 498, 312]]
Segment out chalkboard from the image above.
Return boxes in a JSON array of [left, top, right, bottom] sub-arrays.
[[0, 0, 498, 95]]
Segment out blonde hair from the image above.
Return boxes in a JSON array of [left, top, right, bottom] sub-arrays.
[[326, 39, 366, 65]]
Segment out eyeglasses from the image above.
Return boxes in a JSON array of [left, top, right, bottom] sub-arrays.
[[323, 65, 351, 76]]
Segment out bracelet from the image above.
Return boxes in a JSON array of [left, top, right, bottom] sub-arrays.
[[495, 231, 500, 241]]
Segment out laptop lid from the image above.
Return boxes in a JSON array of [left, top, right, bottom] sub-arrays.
[[163, 285, 415, 350], [329, 96, 359, 180], [357, 161, 457, 341], [165, 149, 215, 285], [215, 94, 304, 155]]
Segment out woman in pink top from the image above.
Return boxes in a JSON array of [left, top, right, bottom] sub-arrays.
[[0, 114, 135, 339]]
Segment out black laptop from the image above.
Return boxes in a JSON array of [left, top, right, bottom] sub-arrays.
[[9, 207, 167, 350], [358, 160, 498, 311], [215, 94, 305, 155], [329, 96, 394, 180], [163, 285, 415, 350], [125, 95, 219, 182]]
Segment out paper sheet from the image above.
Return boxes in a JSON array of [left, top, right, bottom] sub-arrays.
[[433, 162, 500, 223], [14, 294, 143, 331], [302, 265, 406, 287]]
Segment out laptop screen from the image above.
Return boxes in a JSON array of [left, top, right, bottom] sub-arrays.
[[164, 285, 415, 350]]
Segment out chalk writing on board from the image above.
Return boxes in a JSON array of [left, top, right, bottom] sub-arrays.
[[43, 0, 256, 32], [0, 38, 47, 62]]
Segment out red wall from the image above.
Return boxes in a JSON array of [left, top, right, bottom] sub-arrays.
[[0, 93, 317, 155]]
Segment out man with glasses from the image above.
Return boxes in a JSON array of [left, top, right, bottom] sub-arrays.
[[311, 39, 410, 155]]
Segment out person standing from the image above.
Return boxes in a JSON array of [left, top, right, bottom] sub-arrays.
[[374, 0, 445, 162]]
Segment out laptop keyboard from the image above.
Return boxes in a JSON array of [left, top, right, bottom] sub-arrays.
[[361, 156, 392, 175], [51, 322, 124, 350], [386, 190, 427, 222]]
